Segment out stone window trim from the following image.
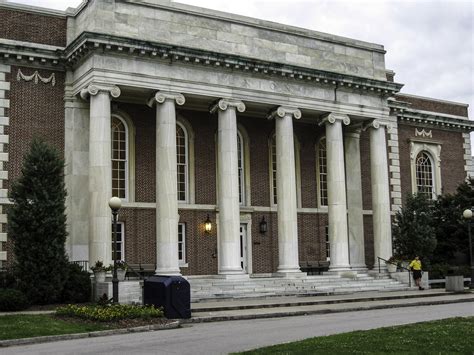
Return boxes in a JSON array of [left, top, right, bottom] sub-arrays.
[[409, 139, 442, 199], [315, 136, 328, 209], [111, 111, 136, 202], [176, 115, 195, 205], [268, 133, 302, 208]]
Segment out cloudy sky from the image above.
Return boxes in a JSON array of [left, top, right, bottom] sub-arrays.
[[8, 0, 473, 117]]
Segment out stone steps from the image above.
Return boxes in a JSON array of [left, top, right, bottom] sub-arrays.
[[189, 272, 409, 302]]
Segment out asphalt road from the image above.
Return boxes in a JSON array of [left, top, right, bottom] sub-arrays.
[[3, 302, 473, 355]]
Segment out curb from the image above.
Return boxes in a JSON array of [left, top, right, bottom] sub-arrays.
[[0, 320, 181, 348]]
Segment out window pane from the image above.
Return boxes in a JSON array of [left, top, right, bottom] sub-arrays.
[[176, 124, 188, 202], [416, 152, 434, 199], [111, 117, 127, 199], [318, 138, 328, 206]]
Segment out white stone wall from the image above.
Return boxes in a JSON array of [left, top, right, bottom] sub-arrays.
[[462, 133, 474, 179], [94, 280, 143, 304], [0, 64, 9, 266], [69, 0, 387, 80]]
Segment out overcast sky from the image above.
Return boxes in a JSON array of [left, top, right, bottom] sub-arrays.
[[7, 0, 474, 117]]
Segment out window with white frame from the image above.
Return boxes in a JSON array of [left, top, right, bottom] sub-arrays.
[[410, 141, 441, 200], [111, 222, 125, 261], [416, 151, 434, 198], [237, 130, 245, 205], [270, 135, 300, 205], [111, 116, 128, 199], [176, 122, 189, 202], [325, 225, 330, 261], [178, 223, 186, 264], [317, 138, 328, 207]]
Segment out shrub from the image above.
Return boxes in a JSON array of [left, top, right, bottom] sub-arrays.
[[62, 263, 92, 303], [56, 304, 164, 322], [0, 288, 29, 311], [0, 269, 17, 289], [8, 139, 69, 305]]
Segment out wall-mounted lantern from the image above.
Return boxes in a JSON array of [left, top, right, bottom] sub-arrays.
[[259, 216, 268, 234], [204, 214, 212, 234]]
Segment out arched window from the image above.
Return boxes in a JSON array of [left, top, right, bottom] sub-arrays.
[[111, 116, 128, 200], [237, 130, 245, 205], [176, 122, 189, 202], [269, 135, 301, 206], [317, 137, 328, 207], [416, 151, 434, 198]]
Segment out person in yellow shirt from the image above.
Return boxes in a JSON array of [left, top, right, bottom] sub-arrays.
[[409, 255, 424, 290]]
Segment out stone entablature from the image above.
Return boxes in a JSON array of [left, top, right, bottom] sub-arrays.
[[389, 98, 473, 132], [69, 0, 388, 80]]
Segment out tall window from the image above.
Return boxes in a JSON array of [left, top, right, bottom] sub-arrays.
[[176, 122, 188, 202], [111, 116, 128, 200], [178, 223, 186, 264], [111, 222, 124, 261], [317, 138, 328, 207], [416, 151, 434, 198], [237, 130, 245, 205], [271, 137, 278, 205], [325, 225, 330, 261]]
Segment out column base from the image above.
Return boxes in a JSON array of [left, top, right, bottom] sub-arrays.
[[273, 271, 306, 278], [328, 265, 351, 272], [350, 265, 368, 272], [154, 267, 182, 276]]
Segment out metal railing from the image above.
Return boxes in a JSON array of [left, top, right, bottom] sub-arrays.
[[71, 260, 89, 271], [377, 256, 411, 287]]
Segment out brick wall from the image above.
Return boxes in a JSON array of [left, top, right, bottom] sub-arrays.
[[0, 8, 67, 47], [5, 65, 65, 267], [398, 124, 465, 202], [395, 94, 468, 117]]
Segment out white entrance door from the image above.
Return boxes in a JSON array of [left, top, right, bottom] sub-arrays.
[[239, 224, 248, 273]]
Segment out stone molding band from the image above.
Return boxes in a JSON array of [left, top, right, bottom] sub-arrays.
[[148, 91, 186, 107], [80, 84, 121, 100], [210, 98, 246, 114], [267, 106, 302, 120]]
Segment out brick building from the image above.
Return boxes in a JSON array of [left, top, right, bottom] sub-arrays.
[[0, 0, 472, 278]]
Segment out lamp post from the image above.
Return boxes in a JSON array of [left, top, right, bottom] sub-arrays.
[[462, 208, 474, 289], [109, 197, 122, 303]]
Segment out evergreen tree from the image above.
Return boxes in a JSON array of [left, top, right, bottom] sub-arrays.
[[392, 193, 437, 261], [8, 139, 69, 304]]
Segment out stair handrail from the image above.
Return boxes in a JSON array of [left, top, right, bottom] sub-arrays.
[[377, 256, 411, 287], [122, 261, 142, 280]]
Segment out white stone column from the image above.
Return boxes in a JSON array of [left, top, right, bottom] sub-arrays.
[[268, 106, 302, 275], [80, 84, 121, 268], [321, 113, 351, 271], [210, 99, 246, 276], [148, 91, 185, 276], [368, 120, 392, 268], [344, 129, 366, 270]]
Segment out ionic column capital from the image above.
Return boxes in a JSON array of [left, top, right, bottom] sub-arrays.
[[80, 84, 121, 100], [319, 112, 350, 126], [147, 91, 185, 107], [210, 98, 246, 114], [362, 119, 393, 131], [267, 106, 301, 120]]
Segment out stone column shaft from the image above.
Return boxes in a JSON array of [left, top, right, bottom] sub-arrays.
[[344, 130, 366, 270], [81, 84, 121, 267], [149, 91, 185, 276], [211, 99, 246, 275], [323, 113, 351, 271], [268, 106, 301, 274], [369, 121, 392, 267]]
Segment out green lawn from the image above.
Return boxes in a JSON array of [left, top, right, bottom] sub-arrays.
[[0, 314, 109, 340], [237, 317, 474, 354]]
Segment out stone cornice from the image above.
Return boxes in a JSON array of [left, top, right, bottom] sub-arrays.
[[389, 98, 474, 132], [64, 32, 403, 97], [0, 39, 63, 69]]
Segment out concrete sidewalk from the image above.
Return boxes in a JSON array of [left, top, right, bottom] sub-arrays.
[[1, 289, 472, 348]]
